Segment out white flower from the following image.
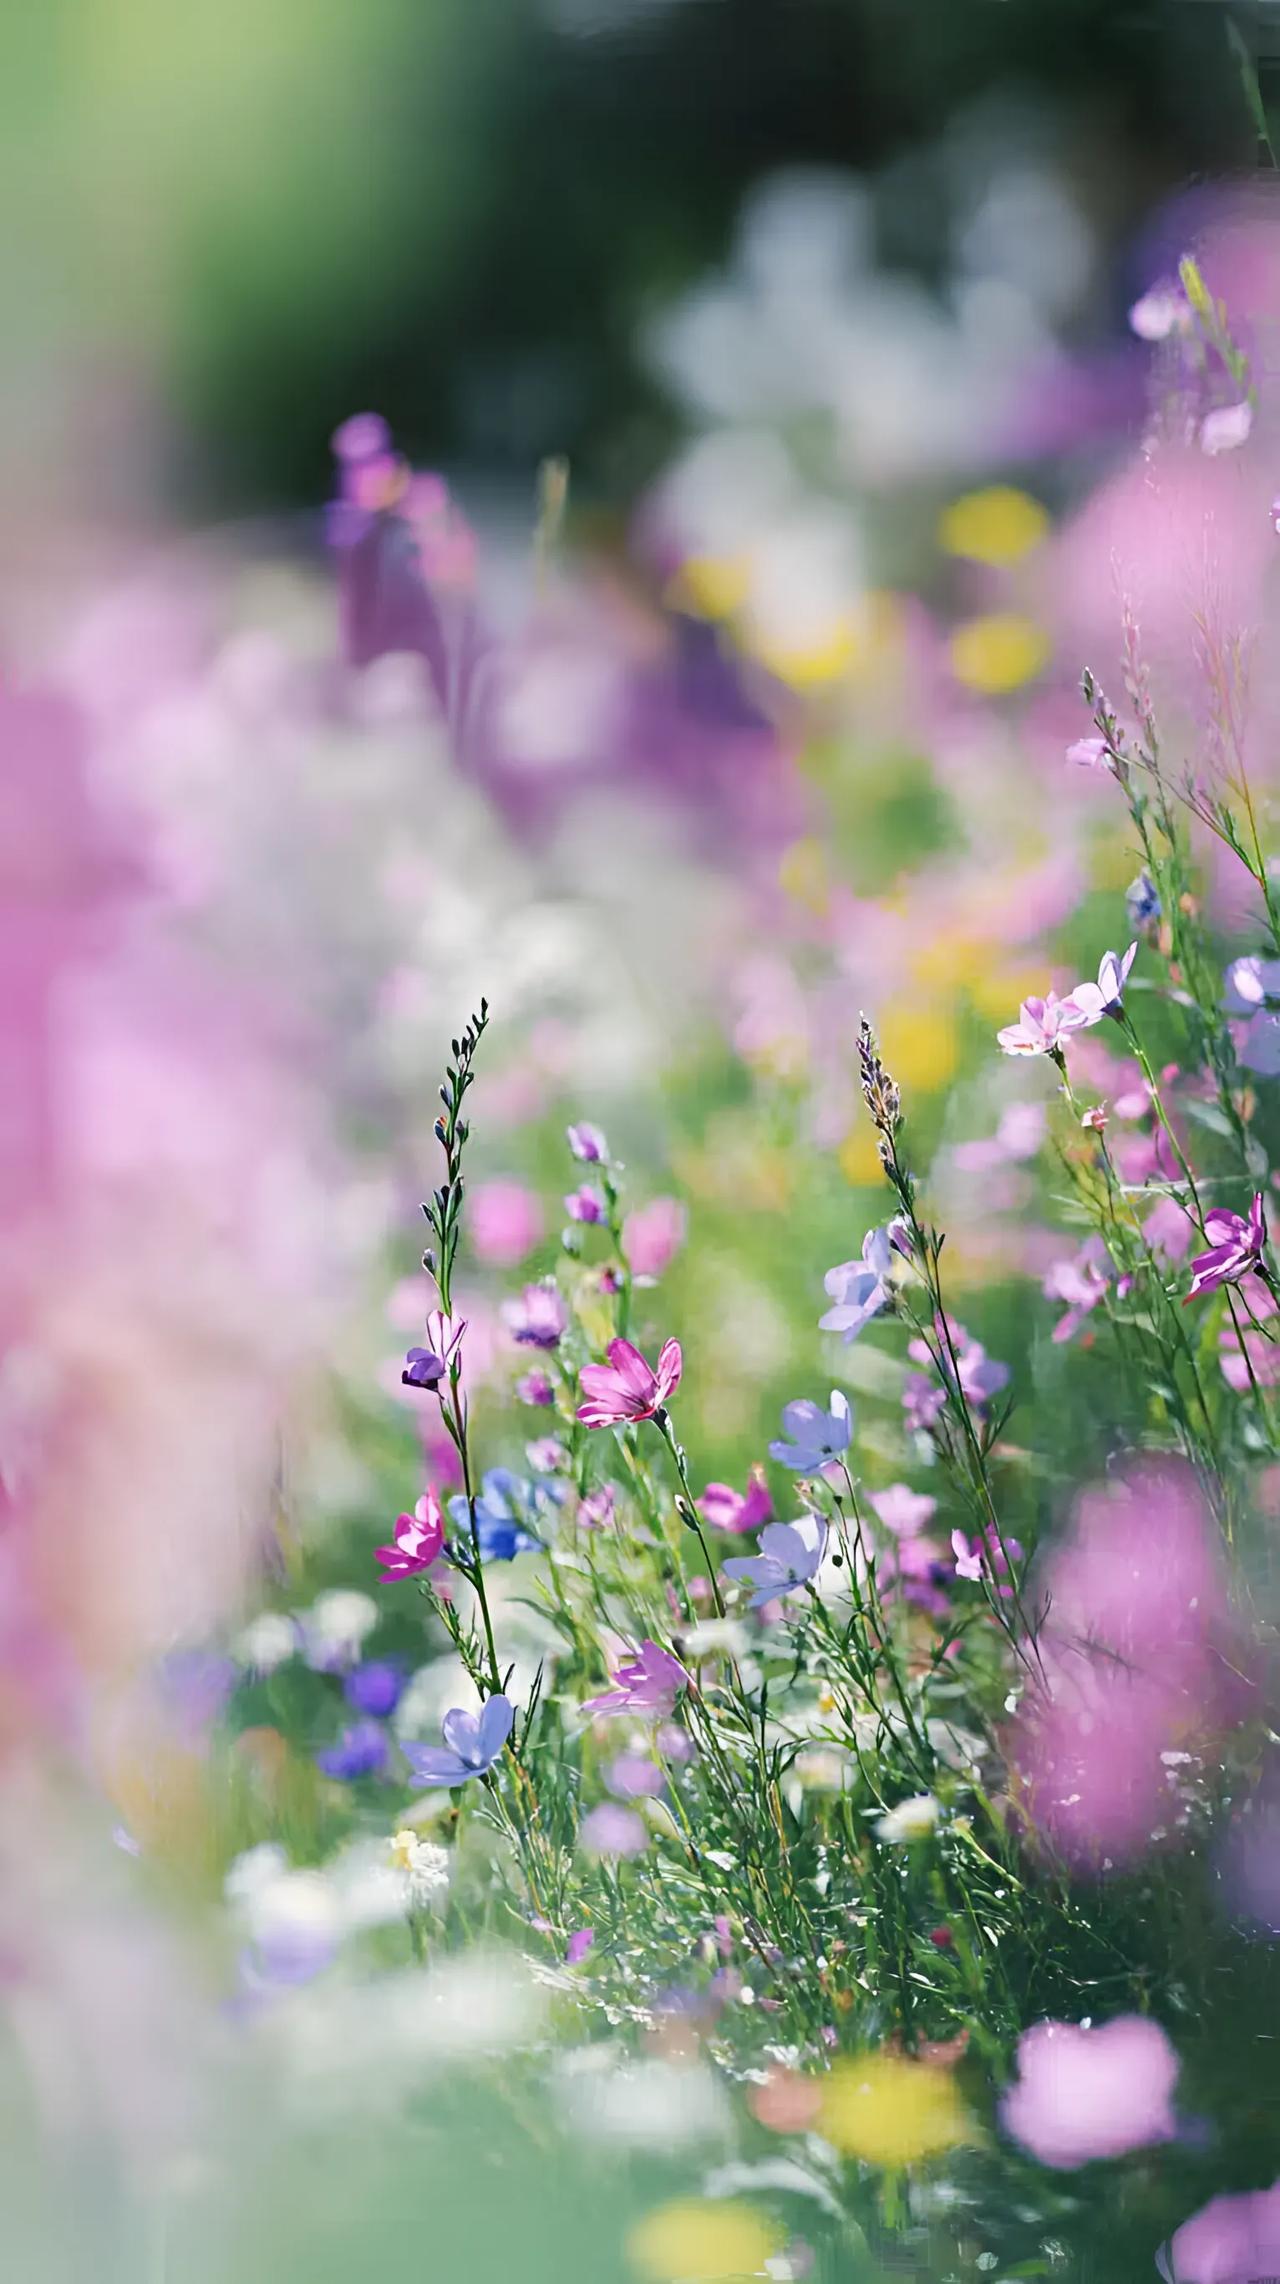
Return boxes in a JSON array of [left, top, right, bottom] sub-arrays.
[[1200, 400, 1253, 456], [555, 2048, 730, 2146], [235, 1611, 298, 1673], [299, 1589, 378, 1670], [875, 1793, 940, 1845], [389, 1829, 451, 1908]]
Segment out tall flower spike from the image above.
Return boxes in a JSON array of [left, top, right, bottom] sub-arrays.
[[858, 1015, 901, 1168]]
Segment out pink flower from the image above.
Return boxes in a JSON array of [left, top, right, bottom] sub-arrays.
[[622, 1198, 686, 1281], [870, 1485, 937, 1537], [1185, 1194, 1267, 1302], [468, 1180, 543, 1268], [1000, 2015, 1180, 2169], [566, 1927, 595, 1965], [502, 1280, 569, 1349], [515, 1368, 555, 1407], [1065, 734, 1114, 771], [698, 1467, 772, 1534], [582, 1638, 688, 1718], [375, 1491, 445, 1582], [565, 1185, 606, 1224], [951, 1529, 983, 1583], [1158, 2180, 1280, 2284], [578, 1485, 617, 1530], [577, 1336, 682, 1427], [580, 1802, 649, 1858], [1042, 1235, 1113, 1343], [567, 1121, 608, 1163], [1219, 1276, 1280, 1391], [996, 992, 1092, 1057]]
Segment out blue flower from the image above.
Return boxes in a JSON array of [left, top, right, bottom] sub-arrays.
[[402, 1695, 514, 1788], [768, 1390, 853, 1471], [1125, 870, 1161, 930], [315, 1719, 390, 1781], [343, 1660, 406, 1718], [448, 1467, 562, 1561], [723, 1519, 829, 1609], [819, 1224, 895, 1342]]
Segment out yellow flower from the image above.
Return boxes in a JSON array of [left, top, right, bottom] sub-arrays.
[[389, 1829, 419, 1871], [755, 616, 862, 691], [877, 1001, 958, 1094], [818, 2053, 970, 2167], [938, 486, 1049, 566], [668, 554, 752, 621], [949, 614, 1050, 694], [628, 2198, 783, 2282], [838, 1121, 887, 1187], [778, 837, 830, 916]]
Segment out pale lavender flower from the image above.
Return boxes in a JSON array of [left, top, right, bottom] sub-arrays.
[[996, 991, 1092, 1057], [401, 1694, 514, 1787], [515, 1368, 555, 1407], [1043, 1235, 1113, 1343], [502, 1280, 568, 1349], [819, 1224, 895, 1342], [580, 1802, 648, 1858], [606, 1754, 665, 1799], [722, 1518, 828, 1610], [583, 1640, 687, 1719], [870, 1484, 937, 1537], [1065, 735, 1113, 771], [565, 1185, 606, 1224], [768, 1390, 853, 1470], [567, 1121, 608, 1163], [951, 1530, 983, 1583], [566, 1928, 595, 1965], [578, 1485, 617, 1530], [1129, 285, 1190, 341], [1062, 942, 1138, 1025]]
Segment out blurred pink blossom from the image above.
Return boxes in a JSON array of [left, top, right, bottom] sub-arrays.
[[1001, 2015, 1180, 2168]]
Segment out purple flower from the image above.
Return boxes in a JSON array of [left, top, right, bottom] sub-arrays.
[[1000, 2015, 1180, 2169], [583, 1640, 687, 1718], [565, 1185, 606, 1224], [997, 991, 1093, 1057], [566, 1927, 595, 1965], [1224, 955, 1280, 1076], [723, 1518, 828, 1610], [1061, 942, 1138, 1026], [578, 1485, 617, 1530], [1185, 1194, 1267, 1302], [343, 1661, 406, 1719], [502, 1280, 569, 1350], [401, 1694, 514, 1787], [606, 1754, 665, 1799], [525, 1436, 569, 1475], [1066, 734, 1115, 772], [870, 1485, 937, 1537], [315, 1719, 391, 1781], [769, 1391, 853, 1471], [515, 1368, 555, 1407], [1042, 1235, 1113, 1343], [1126, 870, 1161, 931], [819, 1224, 895, 1343], [1157, 2179, 1280, 2284], [951, 1530, 983, 1583], [580, 1802, 649, 1858], [401, 1310, 465, 1391], [567, 1121, 608, 1163], [698, 1469, 772, 1534], [331, 411, 392, 462]]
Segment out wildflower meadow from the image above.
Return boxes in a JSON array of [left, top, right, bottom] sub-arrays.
[[12, 9, 1280, 2281]]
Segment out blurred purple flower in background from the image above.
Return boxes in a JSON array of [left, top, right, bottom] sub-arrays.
[[1001, 2015, 1180, 2168]]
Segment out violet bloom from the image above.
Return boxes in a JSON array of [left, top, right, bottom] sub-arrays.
[[515, 1368, 555, 1407], [567, 1121, 608, 1164], [577, 1485, 617, 1530], [952, 1530, 983, 1583], [1000, 2015, 1180, 2169], [344, 1661, 406, 1718], [1224, 955, 1280, 1076], [1185, 1194, 1267, 1302], [401, 1693, 514, 1787], [582, 1639, 687, 1718], [870, 1485, 937, 1537], [951, 1525, 1021, 1595], [566, 1928, 595, 1966], [723, 1518, 828, 1610], [580, 1802, 649, 1858], [565, 1185, 606, 1224], [525, 1436, 569, 1475], [1066, 734, 1114, 772], [448, 1468, 550, 1561], [769, 1390, 853, 1471], [502, 1280, 568, 1350], [698, 1468, 772, 1534], [606, 1754, 665, 1799], [1158, 2178, 1280, 2284], [402, 1310, 465, 1391], [819, 1225, 896, 1343], [375, 1491, 445, 1582], [577, 1336, 682, 1427], [315, 1720, 391, 1781], [997, 991, 1093, 1057], [1043, 1235, 1113, 1343], [1062, 942, 1138, 1026], [1126, 870, 1161, 931]]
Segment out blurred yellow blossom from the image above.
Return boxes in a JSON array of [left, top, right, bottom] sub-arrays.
[[838, 1121, 888, 1187], [949, 614, 1050, 693], [628, 2198, 783, 2282], [939, 486, 1049, 566], [778, 836, 831, 916], [668, 553, 752, 620], [877, 1001, 958, 1092], [818, 2052, 970, 2167]]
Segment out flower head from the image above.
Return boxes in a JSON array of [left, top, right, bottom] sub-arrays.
[[448, 1468, 551, 1561], [583, 1639, 688, 1719], [1000, 2016, 1179, 2169], [870, 1484, 937, 1537], [1185, 1194, 1267, 1302], [375, 1490, 445, 1582], [819, 1225, 896, 1343], [577, 1337, 682, 1428], [875, 1794, 940, 1844], [565, 1185, 606, 1225], [1061, 942, 1138, 1026], [401, 1694, 514, 1787], [315, 1720, 391, 1782], [996, 991, 1092, 1057], [1126, 870, 1161, 931], [344, 1660, 406, 1718], [698, 1467, 773, 1534], [1157, 2179, 1280, 2284], [401, 1309, 465, 1390], [723, 1518, 829, 1610], [769, 1391, 853, 1471], [567, 1121, 608, 1163], [502, 1280, 568, 1350]]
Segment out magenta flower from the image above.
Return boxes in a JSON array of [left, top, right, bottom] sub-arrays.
[[566, 1927, 595, 1965], [698, 1468, 772, 1534], [1000, 2015, 1180, 2169], [469, 1180, 543, 1268], [1185, 1193, 1267, 1302], [567, 1121, 608, 1163], [375, 1491, 445, 1582], [502, 1279, 569, 1349], [578, 1485, 617, 1530], [1042, 1235, 1113, 1343], [996, 991, 1092, 1057], [401, 1694, 514, 1787], [577, 1336, 682, 1427], [1158, 2179, 1280, 2284], [515, 1367, 555, 1407], [583, 1639, 688, 1718], [565, 1184, 606, 1224], [951, 1526, 1020, 1593], [1061, 941, 1138, 1025]]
